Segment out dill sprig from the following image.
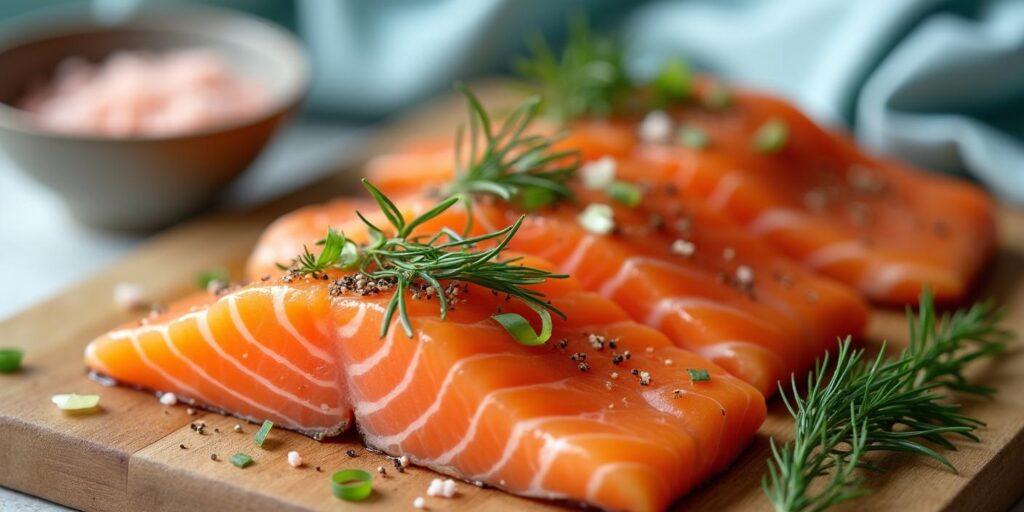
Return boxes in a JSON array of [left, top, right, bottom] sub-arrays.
[[447, 83, 580, 213], [514, 14, 631, 123], [291, 179, 567, 344], [763, 290, 1012, 512]]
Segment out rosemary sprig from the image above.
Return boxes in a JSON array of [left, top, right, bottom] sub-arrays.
[[514, 14, 631, 123], [290, 180, 567, 344], [763, 290, 1012, 512], [447, 84, 580, 213]]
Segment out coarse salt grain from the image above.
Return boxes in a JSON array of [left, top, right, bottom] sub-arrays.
[[413, 496, 426, 509], [159, 392, 177, 406], [581, 156, 617, 190], [442, 479, 457, 498], [577, 203, 615, 235], [113, 282, 146, 311], [670, 239, 696, 257], [736, 265, 754, 286], [427, 478, 444, 497], [638, 110, 672, 143], [399, 455, 410, 468], [287, 451, 302, 468]]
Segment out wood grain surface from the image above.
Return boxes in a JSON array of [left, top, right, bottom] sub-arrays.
[[1, 82, 1022, 511]]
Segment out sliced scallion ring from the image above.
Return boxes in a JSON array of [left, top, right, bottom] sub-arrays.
[[0, 348, 23, 373], [229, 452, 253, 468], [332, 469, 373, 501], [607, 181, 643, 208], [752, 118, 789, 154], [492, 307, 553, 346], [51, 393, 101, 413], [254, 419, 274, 447]]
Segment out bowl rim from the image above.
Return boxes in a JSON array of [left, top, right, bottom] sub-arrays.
[[0, 2, 312, 143]]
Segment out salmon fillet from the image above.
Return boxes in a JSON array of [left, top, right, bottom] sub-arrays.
[[246, 193, 868, 395], [359, 83, 996, 305], [85, 261, 766, 511]]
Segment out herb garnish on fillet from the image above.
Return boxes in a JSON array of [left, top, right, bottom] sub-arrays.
[[763, 290, 1012, 512], [289, 180, 566, 345], [447, 83, 580, 213]]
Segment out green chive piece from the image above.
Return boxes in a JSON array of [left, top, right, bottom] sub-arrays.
[[653, 56, 693, 104], [332, 469, 373, 501], [687, 368, 711, 382], [677, 124, 709, 150], [606, 181, 643, 208], [518, 186, 557, 211], [492, 308, 553, 346], [254, 420, 273, 447], [752, 119, 789, 154], [0, 348, 24, 373], [229, 453, 253, 468], [701, 82, 732, 110], [197, 268, 229, 290]]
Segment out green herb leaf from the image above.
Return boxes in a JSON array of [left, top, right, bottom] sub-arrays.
[[196, 268, 229, 290], [752, 118, 789, 154], [607, 181, 643, 207], [762, 289, 1012, 512], [491, 307, 553, 346], [229, 453, 253, 469], [332, 469, 373, 501], [652, 56, 693, 104], [254, 419, 273, 447], [686, 368, 711, 382], [677, 124, 709, 150], [0, 347, 23, 373]]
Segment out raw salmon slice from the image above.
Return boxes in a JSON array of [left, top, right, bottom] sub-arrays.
[[85, 261, 766, 511], [246, 192, 867, 395], [564, 84, 996, 305]]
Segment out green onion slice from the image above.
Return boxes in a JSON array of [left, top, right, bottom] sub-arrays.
[[0, 348, 23, 373], [653, 56, 693, 103], [606, 182, 643, 208], [492, 307, 553, 346], [752, 118, 789, 154], [229, 452, 253, 468], [254, 419, 274, 447], [677, 124, 709, 150], [197, 268, 229, 290], [332, 469, 373, 501], [518, 186, 557, 211], [51, 393, 101, 413], [687, 368, 711, 382]]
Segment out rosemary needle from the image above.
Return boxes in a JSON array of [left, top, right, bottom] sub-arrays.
[[763, 289, 1012, 512], [287, 180, 566, 345]]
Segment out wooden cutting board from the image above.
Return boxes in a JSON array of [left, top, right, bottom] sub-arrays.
[[1, 82, 1022, 512]]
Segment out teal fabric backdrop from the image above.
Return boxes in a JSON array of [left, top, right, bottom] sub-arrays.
[[2, 0, 1022, 203]]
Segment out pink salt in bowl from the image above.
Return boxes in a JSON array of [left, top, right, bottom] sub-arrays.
[[0, 4, 310, 230]]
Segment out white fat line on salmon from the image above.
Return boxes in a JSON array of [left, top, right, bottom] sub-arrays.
[[123, 331, 208, 403], [195, 312, 345, 416], [354, 335, 426, 416], [413, 379, 574, 467], [585, 462, 663, 505], [560, 234, 598, 273], [644, 298, 780, 335], [641, 385, 729, 474], [155, 324, 307, 430], [367, 352, 507, 449], [695, 341, 787, 380], [859, 262, 940, 299], [705, 172, 747, 211], [227, 296, 338, 389], [271, 287, 334, 364], [599, 256, 707, 297], [336, 303, 370, 338], [747, 208, 815, 235], [802, 240, 868, 269], [347, 316, 400, 376]]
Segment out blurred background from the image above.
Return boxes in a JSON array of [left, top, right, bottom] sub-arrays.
[[0, 0, 1022, 509]]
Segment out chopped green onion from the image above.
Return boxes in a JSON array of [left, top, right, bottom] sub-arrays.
[[687, 368, 711, 382], [254, 419, 273, 447], [518, 186, 557, 211], [752, 118, 789, 154], [701, 82, 732, 110], [677, 125, 709, 150], [652, 56, 693, 104], [332, 469, 373, 501], [51, 393, 101, 413], [0, 348, 23, 373], [606, 182, 643, 208], [577, 203, 615, 235], [229, 452, 253, 468], [492, 308, 553, 346], [196, 268, 229, 290]]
